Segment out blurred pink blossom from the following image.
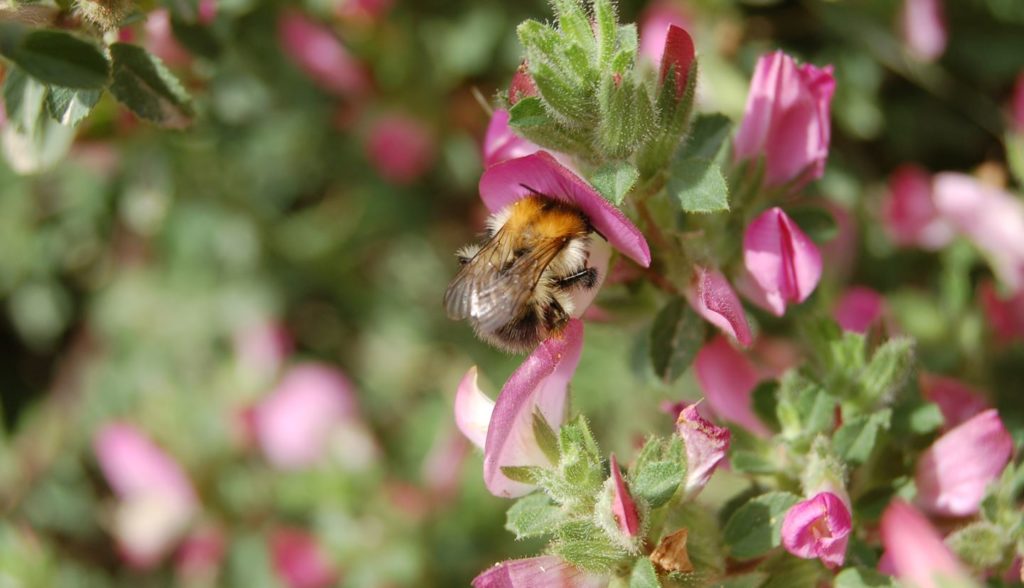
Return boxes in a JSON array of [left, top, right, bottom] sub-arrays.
[[834, 286, 884, 333], [880, 500, 969, 588], [472, 555, 604, 588], [979, 280, 1024, 343], [638, 2, 691, 65], [694, 336, 769, 437], [233, 320, 292, 379], [483, 109, 540, 168], [365, 114, 435, 185], [269, 529, 338, 588], [899, 0, 947, 61], [882, 165, 954, 250], [145, 9, 190, 67], [781, 492, 852, 569], [175, 526, 224, 583], [198, 0, 217, 24], [741, 207, 823, 316], [278, 10, 369, 97], [915, 409, 1013, 517], [734, 51, 835, 189], [920, 373, 990, 431], [421, 427, 471, 503], [1013, 73, 1024, 133], [336, 0, 392, 23], [675, 404, 730, 500], [819, 202, 857, 281], [686, 266, 752, 347]]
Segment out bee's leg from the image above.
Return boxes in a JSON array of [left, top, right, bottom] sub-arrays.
[[542, 299, 570, 332], [554, 267, 598, 291]]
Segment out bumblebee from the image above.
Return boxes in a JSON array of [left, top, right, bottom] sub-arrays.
[[444, 193, 605, 353]]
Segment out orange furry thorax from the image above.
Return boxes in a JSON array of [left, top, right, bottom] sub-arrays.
[[502, 196, 590, 244]]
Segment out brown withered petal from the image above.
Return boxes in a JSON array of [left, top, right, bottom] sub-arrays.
[[650, 528, 694, 574]]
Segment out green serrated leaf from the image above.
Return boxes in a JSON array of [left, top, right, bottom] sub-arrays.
[[630, 557, 661, 588], [598, 77, 655, 158], [505, 493, 567, 539], [45, 87, 100, 126], [533, 409, 561, 464], [552, 520, 628, 573], [834, 567, 895, 588], [722, 492, 800, 560], [669, 158, 729, 213], [677, 114, 732, 162], [630, 435, 686, 508], [649, 298, 706, 384], [593, 0, 617, 69], [550, 0, 596, 59], [3, 67, 46, 131], [1, 66, 74, 173], [592, 161, 639, 205], [108, 42, 193, 128], [859, 338, 915, 404], [0, 24, 109, 89], [833, 409, 891, 464]]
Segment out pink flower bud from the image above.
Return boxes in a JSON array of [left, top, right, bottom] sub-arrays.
[[659, 25, 695, 100], [269, 529, 338, 588], [483, 109, 541, 168], [608, 454, 641, 539], [880, 500, 969, 588], [472, 555, 604, 588], [1013, 73, 1024, 134], [899, 0, 947, 62], [675, 404, 730, 500], [742, 207, 823, 316], [781, 492, 852, 569], [686, 266, 752, 347], [920, 373, 989, 431], [365, 114, 435, 185], [734, 51, 835, 188], [915, 409, 1013, 517], [934, 173, 1024, 293], [638, 2, 691, 65], [834, 286, 884, 333], [508, 62, 538, 106], [882, 165, 954, 250], [979, 280, 1024, 343], [278, 10, 369, 97], [694, 336, 769, 437]]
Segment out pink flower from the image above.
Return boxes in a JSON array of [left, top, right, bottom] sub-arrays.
[[675, 404, 730, 500], [920, 373, 989, 431], [365, 114, 435, 185], [638, 2, 691, 65], [880, 500, 969, 588], [278, 10, 369, 97], [607, 454, 641, 540], [741, 207, 823, 316], [781, 492, 852, 569], [198, 0, 216, 24], [269, 528, 338, 588], [915, 409, 1013, 517], [94, 423, 198, 568], [979, 280, 1024, 343], [734, 51, 835, 189], [934, 173, 1024, 293], [145, 9, 190, 67], [882, 165, 954, 250], [686, 266, 752, 346], [483, 109, 541, 168], [693, 336, 769, 436], [336, 0, 392, 23], [472, 555, 605, 588], [233, 320, 292, 380], [899, 0, 947, 62], [834, 286, 884, 333], [1012, 73, 1024, 134], [659, 25, 696, 100], [454, 366, 495, 451], [479, 152, 651, 267], [175, 526, 224, 582], [421, 428, 470, 502]]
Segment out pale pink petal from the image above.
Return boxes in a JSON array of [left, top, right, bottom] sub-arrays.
[[743, 207, 823, 316], [278, 10, 368, 97], [920, 373, 990, 430], [834, 287, 884, 333], [638, 2, 691, 64], [483, 320, 584, 498], [454, 366, 494, 450], [422, 428, 471, 501], [880, 500, 969, 588], [659, 25, 695, 100], [694, 337, 769, 437], [483, 109, 541, 168], [900, 0, 947, 62], [365, 114, 435, 185], [676, 404, 730, 500], [883, 165, 954, 250], [686, 266, 752, 346], [609, 454, 641, 538], [269, 529, 338, 588], [175, 526, 224, 581], [233, 320, 292, 378], [144, 9, 190, 67], [94, 423, 196, 504], [479, 152, 651, 266], [472, 556, 605, 588], [915, 409, 1013, 517], [781, 492, 852, 569]]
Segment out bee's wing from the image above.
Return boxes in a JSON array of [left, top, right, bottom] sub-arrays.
[[444, 232, 566, 333]]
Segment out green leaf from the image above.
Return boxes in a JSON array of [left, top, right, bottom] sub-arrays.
[[552, 520, 628, 573], [759, 554, 825, 588], [549, 0, 595, 60], [722, 492, 800, 560], [669, 158, 729, 213], [859, 338, 915, 404], [508, 96, 591, 156], [630, 436, 686, 508], [776, 372, 835, 441], [946, 521, 1010, 569], [507, 96, 548, 127], [592, 0, 617, 69], [171, 17, 222, 60], [788, 206, 839, 244], [730, 451, 778, 474], [1, 67, 74, 173], [1007, 132, 1024, 187], [597, 76, 655, 158], [505, 493, 566, 539], [833, 409, 891, 464], [45, 87, 101, 126], [834, 567, 895, 588], [0, 24, 109, 89], [592, 161, 639, 205], [533, 409, 561, 464], [629, 557, 661, 588], [649, 298, 706, 384], [677, 114, 732, 162], [3, 67, 47, 131], [501, 465, 544, 484], [751, 381, 780, 433], [108, 43, 193, 128]]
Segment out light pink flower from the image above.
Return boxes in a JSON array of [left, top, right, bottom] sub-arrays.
[[483, 109, 541, 168], [781, 492, 852, 569], [686, 266, 752, 347], [365, 114, 435, 185], [899, 0, 947, 62], [483, 320, 584, 498], [198, 0, 216, 24], [694, 336, 769, 436], [934, 173, 1024, 293], [421, 428, 470, 502], [145, 9, 190, 67], [834, 286, 884, 333], [676, 404, 730, 500], [1013, 73, 1024, 133], [882, 165, 954, 250], [734, 51, 835, 188], [979, 280, 1024, 343], [608, 454, 641, 539], [94, 423, 198, 568], [278, 10, 369, 97], [479, 152, 651, 266], [915, 409, 1013, 517], [454, 366, 495, 450], [472, 555, 605, 588], [175, 526, 224, 582], [269, 528, 338, 588], [880, 500, 969, 588], [638, 2, 691, 65], [819, 202, 857, 281], [233, 320, 292, 380], [920, 373, 989, 431], [659, 25, 695, 100], [741, 207, 823, 316]]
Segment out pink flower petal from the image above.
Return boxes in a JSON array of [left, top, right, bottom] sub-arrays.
[[269, 529, 338, 588], [483, 320, 584, 498], [880, 500, 968, 588], [742, 207, 823, 316], [979, 280, 1024, 343], [609, 454, 641, 538], [834, 286, 884, 333], [479, 152, 651, 266], [676, 404, 730, 500], [365, 114, 435, 185], [472, 556, 604, 588], [145, 9, 190, 67], [781, 492, 852, 569], [278, 10, 368, 97], [900, 0, 947, 62], [659, 25, 695, 100], [883, 165, 954, 250], [483, 109, 541, 168], [919, 373, 990, 431], [454, 366, 495, 450], [694, 336, 769, 437], [915, 409, 1013, 517], [94, 423, 196, 504], [638, 2, 691, 64], [686, 266, 752, 346], [508, 62, 538, 106]]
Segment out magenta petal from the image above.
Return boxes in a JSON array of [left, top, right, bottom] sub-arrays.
[[979, 280, 1024, 343], [94, 423, 196, 504], [883, 165, 953, 250], [659, 25, 695, 99], [479, 153, 651, 266], [919, 373, 989, 431], [676, 404, 730, 500], [365, 114, 435, 185], [687, 266, 752, 346], [834, 286, 884, 333], [609, 454, 641, 538], [269, 529, 338, 588], [483, 320, 584, 498], [472, 556, 605, 588], [694, 337, 769, 437], [781, 492, 851, 569], [454, 366, 495, 450], [743, 207, 823, 315], [900, 0, 947, 62], [880, 500, 968, 588], [915, 409, 1013, 517], [483, 110, 541, 168], [278, 10, 368, 97]]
